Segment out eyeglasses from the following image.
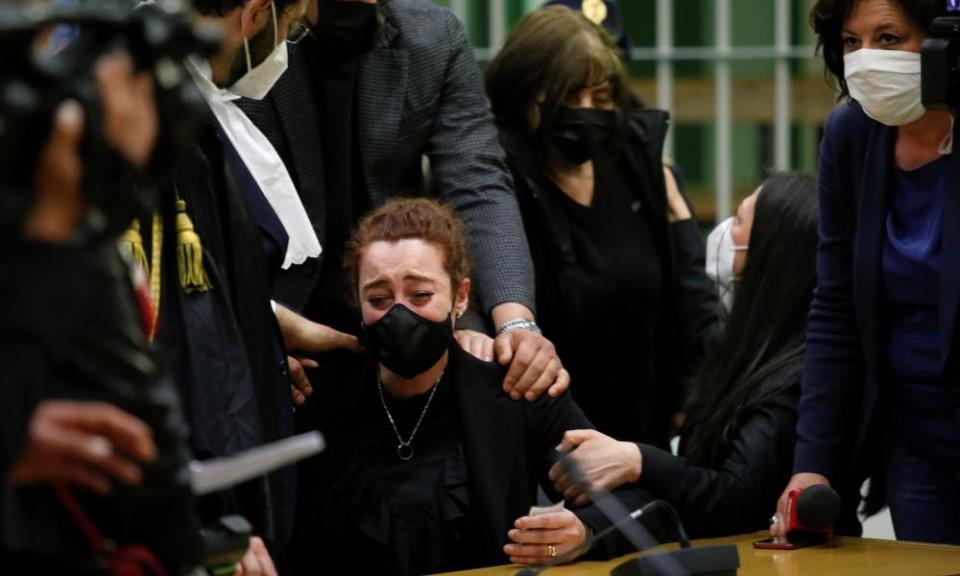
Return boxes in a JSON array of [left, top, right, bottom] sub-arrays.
[[287, 17, 314, 44]]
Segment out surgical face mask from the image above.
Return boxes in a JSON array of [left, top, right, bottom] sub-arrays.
[[548, 106, 621, 166], [230, 2, 289, 101], [705, 217, 748, 314], [844, 49, 924, 127], [362, 304, 453, 379]]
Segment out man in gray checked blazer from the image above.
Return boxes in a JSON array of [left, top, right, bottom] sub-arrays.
[[241, 0, 571, 400]]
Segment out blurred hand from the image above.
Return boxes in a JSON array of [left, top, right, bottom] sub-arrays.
[[549, 429, 641, 506], [234, 536, 277, 576], [770, 472, 831, 538], [454, 329, 495, 362], [96, 52, 157, 168], [494, 329, 569, 401], [504, 510, 588, 566], [27, 53, 157, 243], [288, 355, 319, 406], [664, 167, 691, 223], [27, 99, 85, 242], [9, 400, 157, 495], [275, 304, 360, 355]]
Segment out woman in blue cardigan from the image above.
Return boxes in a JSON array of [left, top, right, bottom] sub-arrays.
[[772, 0, 960, 544]]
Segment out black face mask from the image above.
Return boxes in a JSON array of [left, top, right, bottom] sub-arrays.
[[313, 0, 380, 56], [548, 106, 621, 166], [362, 304, 453, 379]]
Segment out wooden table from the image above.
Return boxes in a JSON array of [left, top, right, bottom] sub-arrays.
[[437, 531, 960, 576]]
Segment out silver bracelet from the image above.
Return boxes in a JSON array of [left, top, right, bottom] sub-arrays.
[[496, 318, 541, 336]]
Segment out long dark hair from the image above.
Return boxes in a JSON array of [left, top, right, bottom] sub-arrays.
[[484, 6, 632, 172], [683, 174, 819, 468], [810, 0, 942, 99]]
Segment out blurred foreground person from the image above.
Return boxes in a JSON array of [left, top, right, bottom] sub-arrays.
[[0, 50, 202, 572]]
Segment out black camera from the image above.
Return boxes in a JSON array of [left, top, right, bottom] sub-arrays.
[[0, 0, 220, 241], [921, 2, 960, 114]]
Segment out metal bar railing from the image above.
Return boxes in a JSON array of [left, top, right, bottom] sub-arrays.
[[714, 0, 733, 222]]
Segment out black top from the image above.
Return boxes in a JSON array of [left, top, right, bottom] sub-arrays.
[[638, 366, 801, 539], [509, 108, 719, 449], [301, 38, 369, 335], [288, 345, 663, 574], [309, 370, 477, 576], [551, 156, 662, 441]]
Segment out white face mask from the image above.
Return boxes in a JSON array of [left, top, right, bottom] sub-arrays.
[[705, 217, 748, 315], [230, 2, 289, 101], [844, 49, 924, 127]]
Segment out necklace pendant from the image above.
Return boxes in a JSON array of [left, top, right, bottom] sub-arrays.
[[397, 442, 414, 461]]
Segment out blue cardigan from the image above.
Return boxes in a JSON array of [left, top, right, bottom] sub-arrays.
[[795, 102, 960, 481]]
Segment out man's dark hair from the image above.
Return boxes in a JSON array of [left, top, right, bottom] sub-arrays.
[[811, 0, 943, 98], [192, 0, 300, 18], [485, 6, 632, 171], [683, 173, 819, 469]]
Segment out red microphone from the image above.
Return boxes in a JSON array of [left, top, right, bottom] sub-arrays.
[[787, 484, 840, 535], [755, 485, 841, 550]]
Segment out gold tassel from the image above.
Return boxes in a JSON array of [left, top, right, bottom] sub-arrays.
[[175, 198, 212, 293], [119, 219, 149, 273]]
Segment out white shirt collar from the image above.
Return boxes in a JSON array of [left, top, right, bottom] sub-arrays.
[[183, 56, 322, 269]]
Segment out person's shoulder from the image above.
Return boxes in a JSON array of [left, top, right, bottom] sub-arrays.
[[628, 105, 670, 135], [746, 361, 803, 411], [450, 343, 504, 391], [823, 100, 875, 140], [385, 0, 461, 42]]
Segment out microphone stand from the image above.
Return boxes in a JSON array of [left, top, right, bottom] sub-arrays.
[[519, 454, 740, 576]]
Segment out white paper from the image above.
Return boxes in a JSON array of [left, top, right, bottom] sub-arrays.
[[528, 500, 566, 516], [189, 431, 325, 496]]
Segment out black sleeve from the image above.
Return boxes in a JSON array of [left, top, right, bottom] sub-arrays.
[[636, 387, 799, 538], [0, 243, 58, 481], [0, 338, 46, 480], [670, 219, 721, 381], [524, 392, 593, 501], [427, 11, 536, 315]]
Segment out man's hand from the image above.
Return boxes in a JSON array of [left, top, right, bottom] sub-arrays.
[[234, 536, 277, 576], [288, 355, 319, 406], [770, 472, 831, 538], [28, 53, 157, 243], [548, 429, 641, 506], [9, 400, 157, 495], [490, 303, 569, 401], [504, 510, 589, 566], [275, 304, 360, 355], [495, 328, 569, 401], [96, 52, 157, 169], [454, 329, 495, 362]]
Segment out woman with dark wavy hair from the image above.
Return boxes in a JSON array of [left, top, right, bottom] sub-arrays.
[[551, 174, 820, 539], [772, 0, 960, 544]]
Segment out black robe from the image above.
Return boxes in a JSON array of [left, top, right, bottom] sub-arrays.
[[145, 121, 294, 548]]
